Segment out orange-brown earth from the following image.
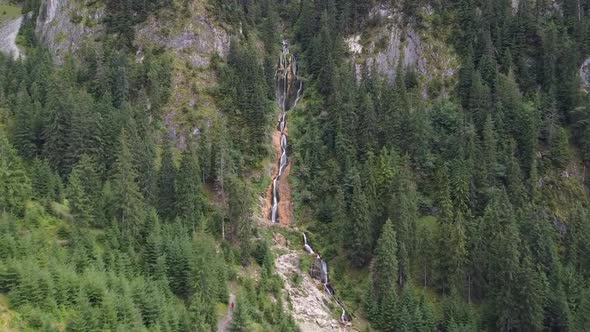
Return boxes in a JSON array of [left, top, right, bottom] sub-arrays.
[[262, 114, 293, 226]]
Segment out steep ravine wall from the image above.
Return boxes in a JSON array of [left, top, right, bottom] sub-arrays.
[[35, 0, 104, 62]]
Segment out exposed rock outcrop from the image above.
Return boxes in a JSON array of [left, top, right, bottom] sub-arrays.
[[35, 0, 104, 62], [274, 250, 349, 332], [0, 16, 23, 59], [348, 4, 458, 96], [134, 5, 230, 139], [136, 15, 229, 69]]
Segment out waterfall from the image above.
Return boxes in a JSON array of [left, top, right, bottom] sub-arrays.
[[272, 41, 351, 326], [270, 40, 302, 223], [301, 232, 351, 324], [303, 233, 314, 254]]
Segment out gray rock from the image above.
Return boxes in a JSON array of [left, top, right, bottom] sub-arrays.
[[35, 0, 104, 63], [0, 16, 23, 59], [135, 16, 229, 68], [351, 4, 457, 96]]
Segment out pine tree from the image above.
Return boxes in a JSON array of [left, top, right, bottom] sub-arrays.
[[12, 86, 37, 159], [176, 142, 204, 229], [574, 287, 590, 331], [345, 168, 372, 267], [227, 177, 252, 265], [0, 131, 31, 215], [458, 51, 474, 108], [468, 71, 492, 130], [482, 114, 497, 188], [31, 158, 54, 202], [158, 137, 177, 221], [550, 127, 570, 169], [112, 129, 145, 239], [567, 206, 590, 277], [144, 211, 162, 276], [515, 254, 545, 331], [67, 168, 93, 225], [506, 141, 527, 206], [482, 191, 522, 330], [392, 159, 417, 287], [380, 288, 398, 331], [132, 118, 158, 207], [44, 79, 73, 176], [371, 219, 398, 311]]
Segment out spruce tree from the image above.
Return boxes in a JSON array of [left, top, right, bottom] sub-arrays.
[[12, 87, 37, 160], [550, 127, 570, 169], [158, 137, 177, 221], [392, 159, 417, 287], [67, 168, 93, 225], [371, 219, 398, 310], [574, 287, 590, 331], [0, 132, 31, 215], [345, 168, 372, 267], [112, 129, 145, 239], [43, 76, 76, 176], [176, 142, 204, 229], [468, 71, 492, 130], [380, 288, 398, 331]]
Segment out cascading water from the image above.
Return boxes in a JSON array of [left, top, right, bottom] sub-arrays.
[[271, 41, 351, 326], [271, 41, 303, 224], [302, 232, 352, 325]]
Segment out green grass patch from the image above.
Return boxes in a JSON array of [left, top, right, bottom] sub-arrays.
[[0, 4, 21, 25], [215, 302, 228, 320], [55, 32, 67, 44]]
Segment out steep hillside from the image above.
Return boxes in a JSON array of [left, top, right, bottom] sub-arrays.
[[32, 0, 230, 143], [2, 0, 590, 331]]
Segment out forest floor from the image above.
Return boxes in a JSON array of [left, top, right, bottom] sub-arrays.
[[216, 293, 236, 332]]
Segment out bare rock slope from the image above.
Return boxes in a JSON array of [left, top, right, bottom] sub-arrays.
[[274, 249, 348, 332], [36, 0, 104, 62], [0, 16, 22, 59]]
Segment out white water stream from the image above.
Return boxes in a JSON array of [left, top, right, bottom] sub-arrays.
[[271, 41, 303, 223]]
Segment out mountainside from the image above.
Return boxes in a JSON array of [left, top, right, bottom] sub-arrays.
[[2, 0, 590, 331]]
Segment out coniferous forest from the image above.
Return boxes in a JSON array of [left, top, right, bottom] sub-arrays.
[[1, 0, 590, 331]]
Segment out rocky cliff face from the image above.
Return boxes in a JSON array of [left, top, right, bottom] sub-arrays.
[[35, 0, 104, 62], [134, 2, 230, 141], [136, 14, 229, 69], [347, 4, 458, 97], [32, 0, 230, 140], [0, 16, 23, 59]]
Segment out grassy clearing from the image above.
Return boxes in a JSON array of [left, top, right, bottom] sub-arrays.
[[0, 4, 21, 25]]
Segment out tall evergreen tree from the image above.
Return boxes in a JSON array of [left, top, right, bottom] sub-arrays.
[[67, 168, 93, 225], [370, 219, 398, 312], [112, 129, 145, 238], [0, 131, 31, 215], [344, 168, 372, 267], [176, 142, 205, 229], [158, 137, 177, 221]]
